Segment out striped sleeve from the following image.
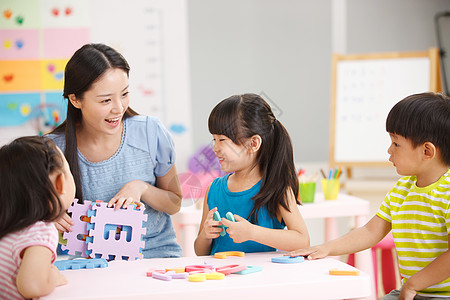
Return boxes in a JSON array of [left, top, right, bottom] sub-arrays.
[[11, 222, 58, 264], [377, 191, 393, 223]]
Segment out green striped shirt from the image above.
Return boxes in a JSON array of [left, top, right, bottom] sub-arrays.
[[377, 169, 450, 297]]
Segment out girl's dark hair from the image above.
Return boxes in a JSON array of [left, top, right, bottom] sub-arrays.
[[208, 94, 299, 223], [51, 43, 138, 201], [386, 92, 450, 165], [0, 136, 65, 239]]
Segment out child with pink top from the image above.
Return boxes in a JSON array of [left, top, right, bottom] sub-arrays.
[[0, 136, 76, 299]]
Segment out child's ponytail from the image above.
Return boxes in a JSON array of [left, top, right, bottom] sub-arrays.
[[249, 117, 299, 223]]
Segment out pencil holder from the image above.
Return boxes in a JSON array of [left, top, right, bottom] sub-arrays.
[[321, 179, 340, 200], [299, 182, 316, 203]]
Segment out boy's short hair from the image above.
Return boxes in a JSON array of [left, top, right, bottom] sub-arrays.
[[386, 92, 450, 165]]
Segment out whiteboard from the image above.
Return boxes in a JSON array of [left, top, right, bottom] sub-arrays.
[[330, 50, 439, 166]]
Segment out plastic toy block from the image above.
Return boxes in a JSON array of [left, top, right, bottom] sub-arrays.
[[61, 199, 93, 257], [214, 251, 245, 259], [188, 273, 206, 282], [188, 272, 225, 282], [87, 202, 148, 260], [216, 264, 246, 275], [205, 272, 225, 280], [213, 211, 235, 236], [54, 258, 108, 271], [271, 256, 305, 264], [146, 268, 166, 277], [165, 267, 186, 273], [185, 264, 215, 273], [329, 268, 360, 276], [234, 265, 263, 275], [152, 271, 173, 281]]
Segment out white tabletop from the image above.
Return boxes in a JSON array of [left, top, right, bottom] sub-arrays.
[[43, 252, 371, 300]]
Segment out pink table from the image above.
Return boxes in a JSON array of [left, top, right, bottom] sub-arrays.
[[44, 252, 371, 300], [173, 193, 376, 300]]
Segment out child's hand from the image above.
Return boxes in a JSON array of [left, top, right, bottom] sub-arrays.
[[286, 245, 329, 260], [202, 207, 223, 239], [108, 180, 146, 210], [54, 212, 73, 233], [222, 214, 253, 243], [399, 281, 416, 300]]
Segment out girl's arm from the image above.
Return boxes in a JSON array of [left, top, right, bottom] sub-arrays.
[[194, 186, 223, 256], [399, 238, 450, 300], [108, 164, 182, 215], [16, 246, 67, 298], [222, 190, 310, 251], [288, 215, 391, 259]]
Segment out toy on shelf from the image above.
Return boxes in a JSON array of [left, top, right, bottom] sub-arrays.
[[61, 199, 148, 261], [54, 258, 108, 271], [213, 211, 235, 236]]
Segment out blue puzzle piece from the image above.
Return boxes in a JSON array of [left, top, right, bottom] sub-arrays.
[[54, 258, 108, 271], [234, 265, 263, 275], [213, 211, 235, 236], [271, 256, 305, 264]]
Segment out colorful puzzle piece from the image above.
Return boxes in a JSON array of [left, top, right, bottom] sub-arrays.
[[214, 251, 245, 259], [213, 211, 235, 236], [54, 258, 108, 271], [271, 256, 305, 264], [234, 265, 263, 275], [61, 199, 93, 257], [329, 268, 360, 276], [86, 202, 147, 260]]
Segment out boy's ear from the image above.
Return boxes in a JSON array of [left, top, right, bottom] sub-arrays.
[[248, 135, 262, 153], [68, 94, 81, 109], [54, 172, 65, 194], [423, 142, 437, 160]]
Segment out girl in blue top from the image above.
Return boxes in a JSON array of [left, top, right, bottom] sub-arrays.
[[49, 44, 182, 258], [194, 94, 310, 255]]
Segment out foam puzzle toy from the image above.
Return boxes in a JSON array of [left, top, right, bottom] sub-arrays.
[[62, 199, 148, 260], [213, 211, 235, 236], [54, 258, 108, 271], [329, 268, 360, 276], [214, 251, 245, 259], [216, 264, 247, 275], [61, 199, 93, 257], [188, 272, 225, 282], [234, 265, 262, 275], [86, 202, 147, 260], [271, 256, 305, 264]]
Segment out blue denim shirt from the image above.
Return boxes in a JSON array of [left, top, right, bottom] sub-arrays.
[[48, 115, 182, 258]]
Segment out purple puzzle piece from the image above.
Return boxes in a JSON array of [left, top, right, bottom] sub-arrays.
[[87, 202, 148, 260], [62, 199, 92, 257]]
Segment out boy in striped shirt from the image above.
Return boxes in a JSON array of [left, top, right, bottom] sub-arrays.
[[288, 92, 450, 299]]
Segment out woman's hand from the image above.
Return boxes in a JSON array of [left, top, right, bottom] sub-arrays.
[[108, 180, 145, 210], [222, 214, 254, 243], [201, 207, 223, 239], [54, 212, 73, 233]]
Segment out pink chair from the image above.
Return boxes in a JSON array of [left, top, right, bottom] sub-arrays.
[[348, 233, 401, 298]]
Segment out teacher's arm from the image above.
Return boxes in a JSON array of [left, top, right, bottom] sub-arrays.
[[108, 164, 182, 215]]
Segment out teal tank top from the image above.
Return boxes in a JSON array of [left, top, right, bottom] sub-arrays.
[[207, 174, 285, 255]]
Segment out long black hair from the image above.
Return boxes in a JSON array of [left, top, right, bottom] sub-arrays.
[[208, 94, 299, 223], [0, 136, 65, 239], [51, 43, 138, 201], [386, 92, 450, 165]]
